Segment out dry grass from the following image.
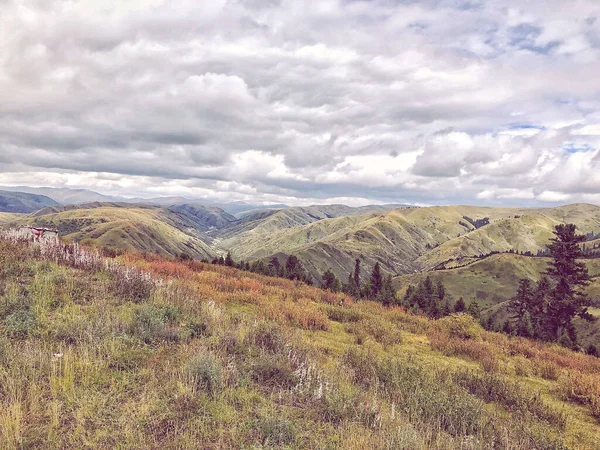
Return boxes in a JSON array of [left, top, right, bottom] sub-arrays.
[[1, 236, 599, 449]]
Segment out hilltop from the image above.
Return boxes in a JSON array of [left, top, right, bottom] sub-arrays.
[[1, 232, 600, 448], [0, 190, 59, 213], [5, 202, 600, 287], [12, 203, 217, 260]]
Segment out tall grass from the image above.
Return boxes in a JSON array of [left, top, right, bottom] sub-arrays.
[[0, 235, 598, 449]]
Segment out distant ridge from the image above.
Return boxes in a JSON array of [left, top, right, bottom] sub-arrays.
[[0, 190, 60, 213]]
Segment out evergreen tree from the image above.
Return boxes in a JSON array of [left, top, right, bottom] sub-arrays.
[[502, 320, 513, 335], [454, 297, 466, 313], [322, 269, 341, 292], [377, 275, 396, 306], [441, 300, 451, 317], [587, 344, 599, 357], [436, 280, 446, 301], [467, 301, 480, 319], [268, 257, 281, 276], [531, 276, 551, 339], [424, 276, 434, 299], [508, 279, 533, 321], [516, 311, 535, 338], [344, 273, 359, 297], [225, 252, 234, 267], [404, 285, 415, 308], [544, 224, 591, 341], [369, 262, 383, 298], [285, 255, 303, 280]]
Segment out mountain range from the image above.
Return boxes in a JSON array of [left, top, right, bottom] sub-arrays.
[[3, 187, 600, 346]]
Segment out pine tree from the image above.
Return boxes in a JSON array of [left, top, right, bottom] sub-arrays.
[[454, 297, 466, 313], [441, 300, 451, 317], [544, 224, 591, 341], [403, 285, 415, 308], [502, 320, 513, 335], [436, 280, 446, 301], [587, 344, 599, 357], [467, 301, 480, 319], [516, 311, 535, 338], [268, 257, 281, 276], [508, 279, 533, 321], [377, 275, 396, 306], [344, 273, 358, 297], [225, 252, 234, 267], [322, 269, 340, 292], [369, 262, 383, 298]]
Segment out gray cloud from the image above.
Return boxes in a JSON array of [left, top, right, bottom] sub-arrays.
[[1, 0, 600, 206]]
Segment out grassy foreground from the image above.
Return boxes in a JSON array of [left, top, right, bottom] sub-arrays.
[[1, 235, 600, 449]]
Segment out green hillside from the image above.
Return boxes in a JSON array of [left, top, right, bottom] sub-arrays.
[[19, 203, 215, 260], [0, 190, 60, 213], [395, 253, 600, 347], [2, 235, 600, 449]]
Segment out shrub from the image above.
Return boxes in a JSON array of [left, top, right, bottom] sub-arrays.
[[109, 267, 155, 302], [323, 305, 363, 323], [4, 309, 36, 337], [107, 337, 150, 371], [257, 415, 297, 446], [245, 322, 286, 354], [344, 318, 402, 348], [537, 361, 560, 381], [435, 314, 482, 340], [557, 372, 600, 421], [186, 353, 223, 397], [130, 304, 180, 344], [452, 371, 567, 428], [250, 354, 297, 389]]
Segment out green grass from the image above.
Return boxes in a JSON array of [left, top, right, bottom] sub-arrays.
[[2, 236, 600, 449]]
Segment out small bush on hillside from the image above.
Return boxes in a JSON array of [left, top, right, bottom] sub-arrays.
[[344, 318, 402, 348], [4, 309, 36, 337], [436, 314, 482, 340], [257, 415, 297, 446], [107, 337, 150, 371], [245, 322, 286, 354], [130, 304, 181, 344], [250, 354, 297, 389], [109, 267, 155, 302], [323, 305, 363, 323], [557, 372, 600, 421], [452, 371, 567, 428], [537, 361, 560, 381], [0, 284, 31, 319], [186, 353, 223, 397]]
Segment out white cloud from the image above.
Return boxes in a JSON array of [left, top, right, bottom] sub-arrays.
[[1, 0, 600, 206]]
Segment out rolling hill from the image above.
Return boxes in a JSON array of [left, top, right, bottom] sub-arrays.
[[0, 190, 60, 213], [395, 253, 600, 347], [2, 233, 600, 449], [15, 203, 218, 259]]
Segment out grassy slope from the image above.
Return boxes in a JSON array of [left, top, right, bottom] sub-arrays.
[[20, 204, 214, 259], [395, 253, 600, 346], [0, 190, 60, 213], [418, 204, 600, 271], [0, 213, 23, 226], [220, 205, 535, 282], [2, 237, 600, 449]]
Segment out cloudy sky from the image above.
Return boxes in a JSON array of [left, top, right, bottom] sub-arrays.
[[1, 0, 600, 206]]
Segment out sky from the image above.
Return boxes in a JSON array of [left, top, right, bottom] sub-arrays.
[[1, 0, 600, 207]]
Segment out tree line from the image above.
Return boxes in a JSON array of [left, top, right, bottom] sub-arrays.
[[205, 223, 598, 356], [504, 224, 597, 355]]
